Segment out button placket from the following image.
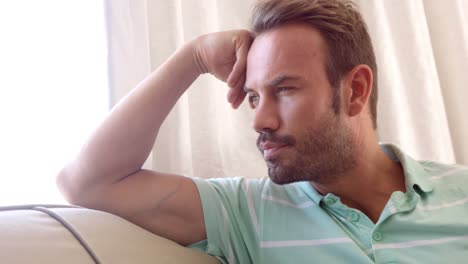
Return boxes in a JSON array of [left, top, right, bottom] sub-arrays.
[[349, 211, 360, 222], [324, 197, 337, 206], [372, 231, 383, 241]]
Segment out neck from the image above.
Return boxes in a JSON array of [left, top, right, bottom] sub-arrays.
[[312, 142, 406, 223]]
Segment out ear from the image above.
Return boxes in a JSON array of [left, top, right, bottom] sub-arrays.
[[341, 64, 373, 117]]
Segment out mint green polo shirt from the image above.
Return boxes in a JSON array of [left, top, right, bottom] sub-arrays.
[[188, 144, 468, 263]]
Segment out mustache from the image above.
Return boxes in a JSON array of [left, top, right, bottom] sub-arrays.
[[256, 131, 296, 149]]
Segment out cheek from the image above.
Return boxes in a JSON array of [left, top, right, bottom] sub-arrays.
[[278, 96, 321, 130]]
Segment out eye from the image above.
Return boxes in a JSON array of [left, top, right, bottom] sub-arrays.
[[276, 86, 293, 93], [248, 94, 259, 108]]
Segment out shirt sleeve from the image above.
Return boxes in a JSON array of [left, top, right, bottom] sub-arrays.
[[187, 177, 264, 264]]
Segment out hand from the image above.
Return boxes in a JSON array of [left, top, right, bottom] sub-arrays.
[[193, 30, 254, 109]]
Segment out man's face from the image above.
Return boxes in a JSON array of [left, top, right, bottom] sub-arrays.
[[245, 23, 358, 185]]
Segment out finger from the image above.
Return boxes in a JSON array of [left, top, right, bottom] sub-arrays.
[[227, 65, 247, 103], [227, 36, 251, 88], [227, 88, 236, 103], [231, 74, 247, 109], [232, 91, 247, 109], [228, 72, 246, 103], [233, 68, 246, 89]]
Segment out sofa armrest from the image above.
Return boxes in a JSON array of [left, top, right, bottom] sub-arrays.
[[0, 205, 218, 264]]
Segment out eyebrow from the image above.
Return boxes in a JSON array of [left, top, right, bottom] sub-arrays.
[[244, 75, 302, 93]]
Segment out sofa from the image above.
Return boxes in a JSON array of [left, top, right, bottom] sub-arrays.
[[0, 205, 219, 264]]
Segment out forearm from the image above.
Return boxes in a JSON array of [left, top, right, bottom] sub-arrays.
[[59, 41, 201, 192]]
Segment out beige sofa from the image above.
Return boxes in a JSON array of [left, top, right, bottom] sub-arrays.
[[0, 205, 219, 264]]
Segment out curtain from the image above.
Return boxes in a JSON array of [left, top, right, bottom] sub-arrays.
[[105, 0, 468, 179]]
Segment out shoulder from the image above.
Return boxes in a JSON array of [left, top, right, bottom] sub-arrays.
[[192, 176, 311, 211], [191, 176, 270, 210], [419, 161, 468, 197], [194, 176, 306, 199], [420, 161, 468, 182], [193, 176, 270, 195]]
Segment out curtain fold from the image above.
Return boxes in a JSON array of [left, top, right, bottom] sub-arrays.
[[106, 0, 467, 179], [356, 0, 455, 163], [423, 0, 468, 164]]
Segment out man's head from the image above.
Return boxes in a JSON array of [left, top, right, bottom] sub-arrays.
[[244, 0, 377, 184], [250, 0, 378, 128]]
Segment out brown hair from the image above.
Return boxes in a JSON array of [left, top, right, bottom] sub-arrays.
[[250, 0, 378, 129]]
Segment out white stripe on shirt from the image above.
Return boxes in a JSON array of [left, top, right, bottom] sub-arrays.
[[260, 237, 353, 248], [374, 235, 468, 250], [262, 194, 316, 209], [417, 196, 468, 211], [430, 167, 467, 180], [244, 180, 260, 235], [221, 205, 234, 263]]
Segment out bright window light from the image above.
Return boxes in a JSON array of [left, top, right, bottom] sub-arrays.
[[0, 1, 108, 205]]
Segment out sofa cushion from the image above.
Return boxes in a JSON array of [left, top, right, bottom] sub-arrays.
[[0, 205, 219, 264]]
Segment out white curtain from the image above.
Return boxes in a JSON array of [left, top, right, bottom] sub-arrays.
[[105, 0, 468, 179]]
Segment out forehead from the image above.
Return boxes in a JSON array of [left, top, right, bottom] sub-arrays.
[[246, 23, 328, 88]]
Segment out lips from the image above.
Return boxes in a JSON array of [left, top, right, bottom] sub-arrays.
[[260, 141, 289, 159]]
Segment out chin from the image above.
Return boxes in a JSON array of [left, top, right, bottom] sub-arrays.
[[266, 160, 340, 185], [268, 175, 299, 185], [267, 164, 306, 185]]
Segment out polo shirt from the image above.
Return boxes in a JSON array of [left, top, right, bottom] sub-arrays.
[[188, 144, 468, 263]]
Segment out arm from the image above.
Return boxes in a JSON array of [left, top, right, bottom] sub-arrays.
[[56, 30, 253, 246]]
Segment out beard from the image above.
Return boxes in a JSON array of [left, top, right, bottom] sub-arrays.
[[257, 111, 358, 185]]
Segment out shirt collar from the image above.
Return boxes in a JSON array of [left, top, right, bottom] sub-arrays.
[[380, 143, 434, 194], [297, 180, 324, 204], [296, 143, 434, 202]]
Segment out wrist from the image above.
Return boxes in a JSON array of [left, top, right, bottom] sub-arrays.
[[187, 36, 208, 75]]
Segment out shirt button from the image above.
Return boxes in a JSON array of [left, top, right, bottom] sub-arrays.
[[373, 232, 383, 241], [349, 212, 360, 222], [324, 197, 337, 205]]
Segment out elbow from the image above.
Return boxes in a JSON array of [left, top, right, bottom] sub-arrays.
[[56, 164, 110, 210], [56, 165, 78, 204], [56, 164, 91, 207]]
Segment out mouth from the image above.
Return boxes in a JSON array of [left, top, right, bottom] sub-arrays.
[[261, 142, 289, 159]]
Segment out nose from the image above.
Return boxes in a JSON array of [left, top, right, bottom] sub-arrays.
[[252, 98, 280, 133]]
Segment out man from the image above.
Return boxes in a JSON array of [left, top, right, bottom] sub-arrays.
[[57, 0, 468, 263]]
